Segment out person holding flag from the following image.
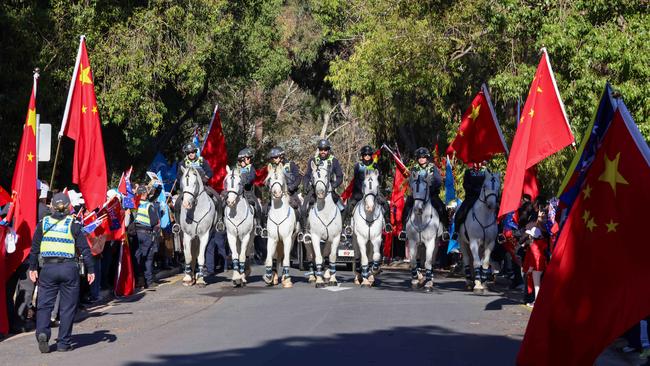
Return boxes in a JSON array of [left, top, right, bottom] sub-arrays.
[[342, 145, 391, 234], [28, 193, 95, 353]]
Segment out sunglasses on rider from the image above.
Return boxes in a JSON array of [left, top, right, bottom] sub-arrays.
[[318, 147, 330, 152]]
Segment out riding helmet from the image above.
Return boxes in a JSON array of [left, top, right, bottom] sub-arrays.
[[267, 146, 285, 159], [317, 139, 331, 150], [238, 147, 254, 160], [183, 143, 198, 154], [360, 145, 374, 157], [414, 147, 431, 159]]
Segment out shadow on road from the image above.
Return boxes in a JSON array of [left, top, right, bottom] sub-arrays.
[[72, 330, 117, 349], [125, 324, 520, 366]]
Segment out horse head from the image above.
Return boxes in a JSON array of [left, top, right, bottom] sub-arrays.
[[481, 172, 501, 210], [267, 164, 286, 200], [224, 165, 243, 208], [311, 160, 331, 200], [181, 166, 201, 210], [363, 169, 379, 212], [410, 172, 430, 215]]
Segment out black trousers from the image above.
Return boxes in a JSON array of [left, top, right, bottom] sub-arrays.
[[35, 261, 79, 348]]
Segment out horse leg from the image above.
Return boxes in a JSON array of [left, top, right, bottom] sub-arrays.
[[482, 240, 496, 286], [358, 237, 370, 287], [281, 235, 293, 288], [469, 238, 484, 293], [226, 232, 241, 287], [327, 236, 340, 286], [371, 235, 382, 276], [182, 235, 194, 286], [239, 233, 252, 285], [424, 239, 436, 292], [264, 235, 278, 286], [311, 234, 325, 288], [195, 231, 210, 287], [459, 237, 473, 290], [408, 239, 419, 288]]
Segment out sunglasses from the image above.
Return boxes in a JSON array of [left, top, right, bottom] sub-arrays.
[[318, 148, 330, 152]]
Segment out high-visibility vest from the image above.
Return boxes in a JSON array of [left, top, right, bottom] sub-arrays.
[[41, 216, 75, 258], [135, 201, 152, 227]]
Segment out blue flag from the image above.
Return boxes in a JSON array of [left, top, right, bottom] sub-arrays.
[[149, 152, 177, 192], [193, 128, 202, 157], [155, 172, 171, 231], [444, 158, 456, 204], [558, 83, 619, 216], [447, 198, 462, 254]]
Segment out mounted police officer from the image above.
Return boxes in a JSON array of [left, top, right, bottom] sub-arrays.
[[267, 146, 302, 219], [452, 161, 488, 240], [28, 193, 95, 353], [175, 142, 222, 222], [134, 185, 160, 289], [236, 147, 265, 234], [301, 139, 344, 234], [399, 147, 449, 239], [343, 145, 392, 234]]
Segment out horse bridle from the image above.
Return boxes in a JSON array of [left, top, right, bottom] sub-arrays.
[[181, 168, 212, 235], [311, 166, 338, 241], [313, 166, 331, 199], [409, 175, 434, 238], [224, 172, 251, 236], [469, 175, 498, 242]]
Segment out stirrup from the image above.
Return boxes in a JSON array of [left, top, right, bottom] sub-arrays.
[[398, 231, 407, 241], [497, 233, 506, 244], [384, 223, 393, 233], [441, 231, 450, 241], [216, 221, 225, 232], [260, 227, 268, 239], [303, 233, 312, 244], [297, 232, 304, 243], [255, 226, 262, 236], [172, 223, 181, 234], [344, 225, 353, 236]]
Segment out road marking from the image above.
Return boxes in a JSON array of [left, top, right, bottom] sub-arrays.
[[322, 286, 352, 292]]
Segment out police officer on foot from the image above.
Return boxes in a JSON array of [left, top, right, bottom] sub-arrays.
[[28, 193, 95, 353], [134, 185, 161, 289]]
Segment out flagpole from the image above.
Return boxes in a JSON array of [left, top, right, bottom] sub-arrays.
[[201, 104, 218, 153], [50, 35, 85, 190], [33, 68, 40, 181], [482, 83, 509, 156]]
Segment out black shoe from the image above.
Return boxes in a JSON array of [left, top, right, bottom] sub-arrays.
[[57, 344, 73, 352], [37, 333, 49, 353]]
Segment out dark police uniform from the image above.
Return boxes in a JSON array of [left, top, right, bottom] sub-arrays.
[[454, 167, 487, 231], [134, 200, 160, 288], [29, 212, 94, 352], [302, 154, 344, 211]]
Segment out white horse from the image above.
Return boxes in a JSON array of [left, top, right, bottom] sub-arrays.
[[459, 172, 501, 293], [405, 172, 443, 292], [351, 170, 384, 287], [264, 164, 298, 288], [179, 166, 218, 287], [224, 166, 255, 287], [308, 160, 343, 288]]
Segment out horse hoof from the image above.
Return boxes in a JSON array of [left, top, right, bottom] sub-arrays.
[[308, 275, 316, 283], [411, 280, 420, 289], [196, 281, 206, 288], [354, 276, 361, 285], [368, 274, 375, 283], [328, 281, 338, 287], [315, 282, 325, 289], [282, 277, 293, 288], [272, 273, 279, 286], [182, 280, 193, 287], [233, 280, 241, 288], [361, 279, 372, 287], [425, 286, 434, 293], [263, 275, 273, 286]]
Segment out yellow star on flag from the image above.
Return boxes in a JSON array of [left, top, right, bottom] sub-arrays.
[[536, 86, 543, 93], [519, 116, 524, 125], [459, 131, 464, 137], [528, 108, 535, 118], [27, 151, 34, 162], [79, 62, 92, 85], [598, 152, 628, 195], [92, 105, 98, 114], [26, 108, 36, 136], [470, 104, 480, 121], [586, 217, 598, 232], [582, 210, 590, 223], [582, 184, 592, 199], [82, 105, 87, 114], [605, 219, 619, 233]]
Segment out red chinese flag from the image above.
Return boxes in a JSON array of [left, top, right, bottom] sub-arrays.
[[0, 225, 8, 334], [1, 77, 39, 334], [60, 36, 107, 211], [390, 161, 408, 235], [0, 185, 11, 207], [447, 84, 509, 164], [202, 105, 228, 192], [114, 238, 135, 297], [517, 106, 650, 366], [499, 49, 574, 217], [523, 166, 540, 201], [254, 166, 268, 187]]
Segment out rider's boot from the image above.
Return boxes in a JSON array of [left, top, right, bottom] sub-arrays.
[[342, 202, 353, 236]]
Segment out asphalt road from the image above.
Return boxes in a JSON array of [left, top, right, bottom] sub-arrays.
[[0, 266, 536, 366]]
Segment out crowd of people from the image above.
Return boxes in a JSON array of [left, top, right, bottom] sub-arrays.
[[0, 138, 586, 353]]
